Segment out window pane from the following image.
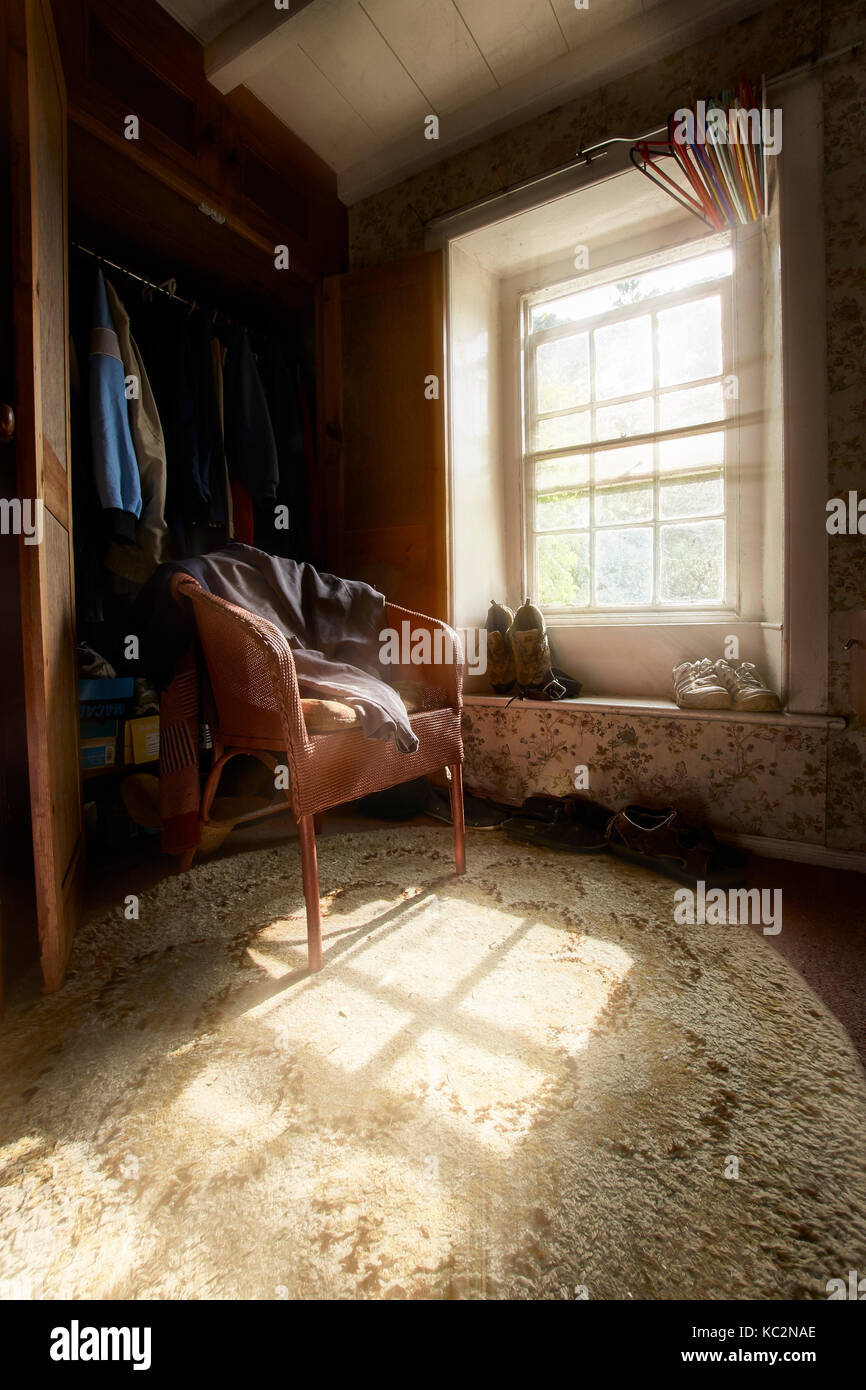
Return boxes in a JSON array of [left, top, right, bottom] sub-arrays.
[[660, 472, 724, 519], [596, 483, 653, 526], [536, 490, 589, 531], [659, 520, 724, 603], [535, 411, 590, 452], [529, 248, 732, 332], [536, 334, 590, 413], [595, 395, 653, 443], [594, 441, 653, 484], [537, 455, 589, 491], [595, 527, 653, 605], [658, 430, 724, 473], [594, 315, 652, 400], [658, 382, 723, 431], [538, 533, 590, 606], [657, 295, 722, 386]]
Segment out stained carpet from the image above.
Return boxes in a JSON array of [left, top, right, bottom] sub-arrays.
[[1, 826, 865, 1300]]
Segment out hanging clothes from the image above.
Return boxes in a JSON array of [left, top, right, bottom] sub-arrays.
[[68, 320, 106, 625], [132, 292, 209, 553], [186, 307, 228, 533], [211, 333, 234, 539], [103, 280, 169, 584], [88, 266, 142, 541], [255, 339, 313, 562], [221, 324, 279, 510]]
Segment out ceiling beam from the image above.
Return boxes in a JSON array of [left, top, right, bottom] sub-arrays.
[[204, 0, 319, 95]]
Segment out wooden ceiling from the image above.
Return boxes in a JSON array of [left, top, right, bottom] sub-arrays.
[[159, 0, 779, 204]]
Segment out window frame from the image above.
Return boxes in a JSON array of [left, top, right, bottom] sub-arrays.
[[520, 234, 741, 621]]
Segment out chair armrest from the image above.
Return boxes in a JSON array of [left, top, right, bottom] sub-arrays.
[[173, 575, 312, 756], [383, 601, 463, 709]]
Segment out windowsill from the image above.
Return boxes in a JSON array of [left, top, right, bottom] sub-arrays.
[[463, 693, 845, 729]]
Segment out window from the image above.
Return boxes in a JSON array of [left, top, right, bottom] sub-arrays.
[[522, 237, 737, 615]]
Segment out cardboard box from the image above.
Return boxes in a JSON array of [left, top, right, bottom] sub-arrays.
[[80, 736, 117, 770], [79, 677, 134, 723], [124, 715, 160, 765]]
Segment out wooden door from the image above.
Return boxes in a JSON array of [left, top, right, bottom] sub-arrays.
[[320, 250, 449, 621], [3, 0, 83, 992]]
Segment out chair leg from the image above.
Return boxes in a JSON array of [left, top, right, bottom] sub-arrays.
[[449, 763, 466, 876], [297, 814, 323, 972]]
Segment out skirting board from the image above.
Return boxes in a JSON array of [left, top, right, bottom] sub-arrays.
[[716, 831, 866, 874]]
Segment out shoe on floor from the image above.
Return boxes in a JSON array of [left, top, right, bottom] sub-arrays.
[[714, 659, 780, 711], [672, 658, 731, 709], [605, 804, 747, 887], [486, 601, 516, 694], [502, 792, 611, 852]]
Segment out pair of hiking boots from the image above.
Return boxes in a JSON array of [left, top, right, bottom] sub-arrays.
[[486, 599, 581, 700]]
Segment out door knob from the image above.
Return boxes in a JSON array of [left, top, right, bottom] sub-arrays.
[[0, 404, 14, 442]]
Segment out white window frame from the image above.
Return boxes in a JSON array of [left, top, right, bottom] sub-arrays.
[[521, 235, 739, 621]]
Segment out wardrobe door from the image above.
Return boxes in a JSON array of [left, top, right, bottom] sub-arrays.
[[4, 0, 83, 991], [321, 250, 449, 621]]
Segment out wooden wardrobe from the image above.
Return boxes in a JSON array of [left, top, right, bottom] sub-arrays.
[[0, 0, 449, 1002]]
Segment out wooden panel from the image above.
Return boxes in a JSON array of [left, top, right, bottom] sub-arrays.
[[452, 0, 567, 85], [32, 0, 67, 467], [68, 123, 315, 328], [288, 1, 428, 142], [52, 0, 348, 287], [322, 250, 449, 621], [6, 0, 84, 992], [248, 41, 379, 172], [362, 0, 496, 115], [44, 511, 80, 869]]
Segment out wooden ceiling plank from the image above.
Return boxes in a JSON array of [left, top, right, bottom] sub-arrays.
[[205, 0, 319, 94]]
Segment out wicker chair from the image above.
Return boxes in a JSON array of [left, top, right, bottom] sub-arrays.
[[169, 573, 465, 971]]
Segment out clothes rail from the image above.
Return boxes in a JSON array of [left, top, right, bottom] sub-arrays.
[[71, 240, 191, 307]]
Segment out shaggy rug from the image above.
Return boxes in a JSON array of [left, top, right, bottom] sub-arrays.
[[1, 825, 865, 1301]]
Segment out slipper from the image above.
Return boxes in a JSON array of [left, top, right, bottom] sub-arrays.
[[518, 793, 614, 831], [605, 805, 746, 887], [502, 794, 611, 853]]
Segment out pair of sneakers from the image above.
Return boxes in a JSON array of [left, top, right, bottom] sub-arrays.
[[486, 599, 581, 700], [673, 657, 780, 711]]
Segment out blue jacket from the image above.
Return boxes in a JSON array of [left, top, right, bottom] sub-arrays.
[[89, 267, 142, 539]]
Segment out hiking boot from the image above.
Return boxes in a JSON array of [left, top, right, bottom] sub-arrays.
[[714, 659, 780, 711], [672, 659, 731, 708], [510, 598, 567, 698], [486, 601, 516, 694]]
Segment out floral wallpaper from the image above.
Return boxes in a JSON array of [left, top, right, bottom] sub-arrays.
[[461, 704, 829, 846], [350, 0, 866, 853]]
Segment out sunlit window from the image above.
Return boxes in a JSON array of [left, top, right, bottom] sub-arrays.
[[523, 237, 735, 612]]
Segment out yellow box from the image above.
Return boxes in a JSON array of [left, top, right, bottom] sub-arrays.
[[124, 715, 160, 765]]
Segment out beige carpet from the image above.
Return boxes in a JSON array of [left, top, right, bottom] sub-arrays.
[[1, 826, 865, 1301]]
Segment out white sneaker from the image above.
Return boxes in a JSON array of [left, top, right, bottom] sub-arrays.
[[672, 658, 732, 709], [714, 660, 780, 711]]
